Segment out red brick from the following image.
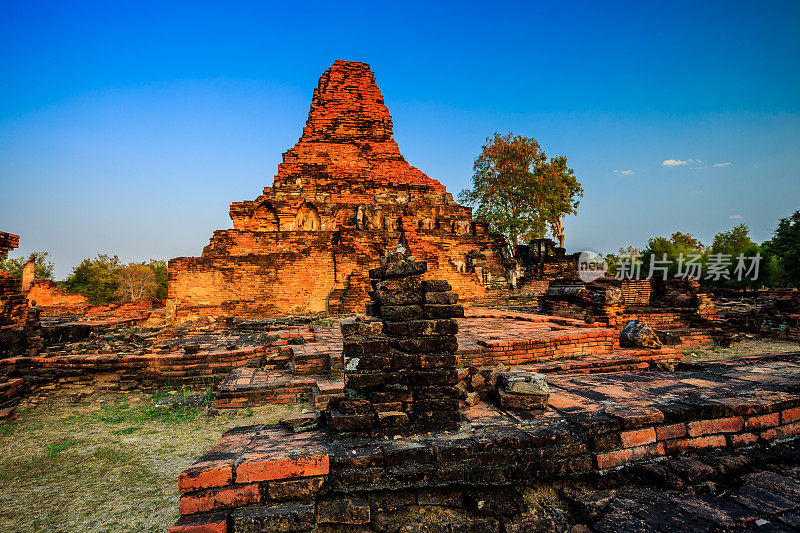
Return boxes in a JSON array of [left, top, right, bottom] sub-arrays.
[[761, 421, 800, 441], [596, 442, 665, 469], [663, 435, 727, 454], [781, 407, 800, 424], [169, 511, 228, 533], [744, 412, 780, 430], [730, 433, 758, 447], [178, 484, 260, 515], [620, 427, 657, 448], [236, 453, 330, 483], [655, 423, 687, 441], [178, 462, 234, 493], [686, 417, 744, 437]]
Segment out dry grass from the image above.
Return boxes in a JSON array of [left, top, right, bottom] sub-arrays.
[[0, 390, 304, 532], [682, 338, 800, 362]]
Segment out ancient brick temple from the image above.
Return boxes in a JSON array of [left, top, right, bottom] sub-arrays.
[[168, 60, 509, 317]]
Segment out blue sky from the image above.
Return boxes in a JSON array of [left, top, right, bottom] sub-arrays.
[[1, 1, 798, 279]]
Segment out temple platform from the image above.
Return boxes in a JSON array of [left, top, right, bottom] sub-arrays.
[[214, 308, 681, 409], [172, 352, 800, 532]]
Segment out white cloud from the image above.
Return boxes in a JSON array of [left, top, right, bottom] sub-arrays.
[[714, 162, 732, 168], [729, 214, 743, 219], [663, 158, 702, 167], [613, 169, 635, 175]]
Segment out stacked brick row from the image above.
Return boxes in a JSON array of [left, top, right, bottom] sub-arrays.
[[619, 279, 652, 306], [0, 232, 19, 256], [0, 377, 25, 420], [328, 254, 463, 436], [169, 378, 800, 532], [0, 345, 269, 389], [0, 271, 27, 326], [458, 328, 618, 367]]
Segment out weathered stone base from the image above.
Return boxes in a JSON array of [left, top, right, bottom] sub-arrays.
[[172, 353, 800, 532]]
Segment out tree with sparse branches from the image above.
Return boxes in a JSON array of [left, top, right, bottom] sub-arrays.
[[115, 263, 157, 301]]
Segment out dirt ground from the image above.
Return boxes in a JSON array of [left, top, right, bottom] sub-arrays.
[[0, 390, 304, 532], [682, 338, 800, 361]]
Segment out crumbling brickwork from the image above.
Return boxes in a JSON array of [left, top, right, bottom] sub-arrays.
[[327, 253, 462, 436], [168, 60, 509, 318], [26, 279, 89, 313]]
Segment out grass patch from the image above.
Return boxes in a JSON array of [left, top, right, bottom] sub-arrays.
[[46, 438, 76, 460], [0, 390, 301, 532]]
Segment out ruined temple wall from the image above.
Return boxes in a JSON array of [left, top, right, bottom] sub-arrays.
[[620, 279, 652, 306], [170, 252, 337, 315], [26, 280, 89, 310], [169, 226, 498, 316]]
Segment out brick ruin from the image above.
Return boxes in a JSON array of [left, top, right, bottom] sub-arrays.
[[0, 231, 25, 327], [168, 60, 510, 319], [170, 261, 800, 532], [327, 252, 462, 437], [0, 231, 37, 419]]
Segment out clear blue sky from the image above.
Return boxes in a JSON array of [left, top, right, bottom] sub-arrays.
[[1, 1, 798, 279]]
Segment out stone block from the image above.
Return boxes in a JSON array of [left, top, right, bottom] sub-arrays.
[[497, 389, 548, 410], [267, 476, 325, 501], [419, 354, 458, 368], [340, 317, 383, 338], [328, 410, 375, 431], [370, 261, 427, 279], [421, 279, 452, 292], [231, 503, 315, 533], [423, 304, 464, 319], [501, 371, 549, 395], [381, 305, 423, 321], [423, 291, 459, 305], [179, 483, 260, 515], [169, 511, 228, 533], [383, 319, 458, 337], [317, 497, 371, 524], [394, 336, 458, 354], [377, 410, 410, 427]]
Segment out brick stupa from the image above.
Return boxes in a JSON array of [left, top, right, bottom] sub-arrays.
[[168, 60, 510, 317]]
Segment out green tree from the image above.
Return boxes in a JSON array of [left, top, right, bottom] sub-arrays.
[[458, 132, 583, 249], [537, 155, 583, 248], [147, 259, 168, 300], [711, 224, 755, 256], [767, 210, 800, 286], [0, 251, 54, 281], [641, 232, 706, 278], [64, 254, 122, 304]]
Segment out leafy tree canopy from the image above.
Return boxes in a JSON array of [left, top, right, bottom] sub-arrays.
[[147, 259, 168, 300], [0, 251, 54, 281], [767, 210, 800, 286], [711, 224, 755, 256], [458, 132, 583, 249], [64, 255, 169, 303], [63, 254, 122, 304]]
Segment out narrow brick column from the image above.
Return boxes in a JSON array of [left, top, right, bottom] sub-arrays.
[[329, 252, 464, 436]]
